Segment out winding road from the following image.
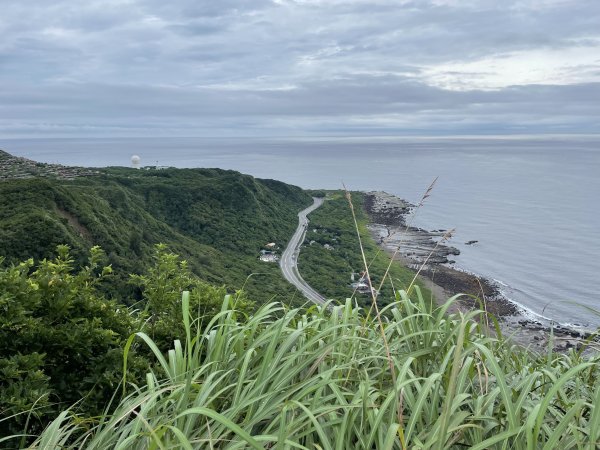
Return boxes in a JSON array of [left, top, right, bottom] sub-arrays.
[[280, 197, 326, 305]]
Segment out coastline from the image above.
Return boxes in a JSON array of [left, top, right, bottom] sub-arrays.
[[363, 191, 596, 352]]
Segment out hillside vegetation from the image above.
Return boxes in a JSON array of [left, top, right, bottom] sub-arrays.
[[2, 152, 599, 448], [299, 192, 429, 307], [20, 288, 600, 449], [0, 163, 311, 301], [0, 245, 255, 443]]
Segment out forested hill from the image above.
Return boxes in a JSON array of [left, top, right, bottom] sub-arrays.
[[0, 150, 312, 301]]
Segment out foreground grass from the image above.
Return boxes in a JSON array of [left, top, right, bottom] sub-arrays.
[[23, 290, 600, 449]]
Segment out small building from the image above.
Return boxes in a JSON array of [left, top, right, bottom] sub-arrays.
[[259, 254, 279, 263], [265, 242, 276, 248], [351, 282, 372, 294]]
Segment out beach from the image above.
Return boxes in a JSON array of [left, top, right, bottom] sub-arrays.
[[364, 190, 597, 353]]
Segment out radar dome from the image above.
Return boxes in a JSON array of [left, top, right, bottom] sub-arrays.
[[131, 155, 141, 169]]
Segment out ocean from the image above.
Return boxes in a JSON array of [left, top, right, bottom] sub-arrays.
[[2, 136, 599, 328]]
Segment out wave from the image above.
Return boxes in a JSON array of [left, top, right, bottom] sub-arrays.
[[451, 264, 595, 332]]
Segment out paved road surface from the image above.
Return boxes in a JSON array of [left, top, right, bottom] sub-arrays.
[[280, 197, 326, 305]]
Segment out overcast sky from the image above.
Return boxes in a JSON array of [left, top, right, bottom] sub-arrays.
[[1, 0, 599, 137]]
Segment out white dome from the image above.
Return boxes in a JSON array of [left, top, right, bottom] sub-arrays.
[[131, 155, 141, 168]]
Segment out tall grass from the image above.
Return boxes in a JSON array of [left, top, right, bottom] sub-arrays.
[[29, 290, 600, 449]]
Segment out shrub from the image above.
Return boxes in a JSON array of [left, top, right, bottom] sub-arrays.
[[0, 246, 140, 438]]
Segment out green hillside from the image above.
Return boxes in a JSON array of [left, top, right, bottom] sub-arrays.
[[0, 162, 311, 302]]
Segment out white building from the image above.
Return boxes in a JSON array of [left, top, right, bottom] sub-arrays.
[[259, 254, 279, 263]]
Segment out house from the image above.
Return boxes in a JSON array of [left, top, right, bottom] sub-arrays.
[[351, 282, 372, 294], [350, 272, 378, 295], [259, 253, 279, 263]]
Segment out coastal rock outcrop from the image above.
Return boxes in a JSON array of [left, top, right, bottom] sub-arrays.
[[364, 191, 460, 266]]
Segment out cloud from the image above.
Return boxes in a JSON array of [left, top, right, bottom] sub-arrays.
[[422, 39, 600, 90], [0, 0, 599, 136], [2, 76, 598, 136]]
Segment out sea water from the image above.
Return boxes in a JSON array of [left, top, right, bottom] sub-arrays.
[[3, 136, 599, 327]]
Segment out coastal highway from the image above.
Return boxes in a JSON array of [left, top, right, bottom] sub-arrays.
[[280, 197, 326, 305]]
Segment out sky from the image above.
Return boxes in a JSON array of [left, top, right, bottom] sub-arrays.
[[1, 0, 599, 137]]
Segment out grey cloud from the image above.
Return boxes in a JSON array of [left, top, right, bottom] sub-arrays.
[[1, 76, 598, 136], [0, 0, 599, 136]]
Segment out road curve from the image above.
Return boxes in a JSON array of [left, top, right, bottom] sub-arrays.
[[280, 197, 326, 305]]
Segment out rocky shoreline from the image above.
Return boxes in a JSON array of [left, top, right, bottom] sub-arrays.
[[364, 191, 597, 353]]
